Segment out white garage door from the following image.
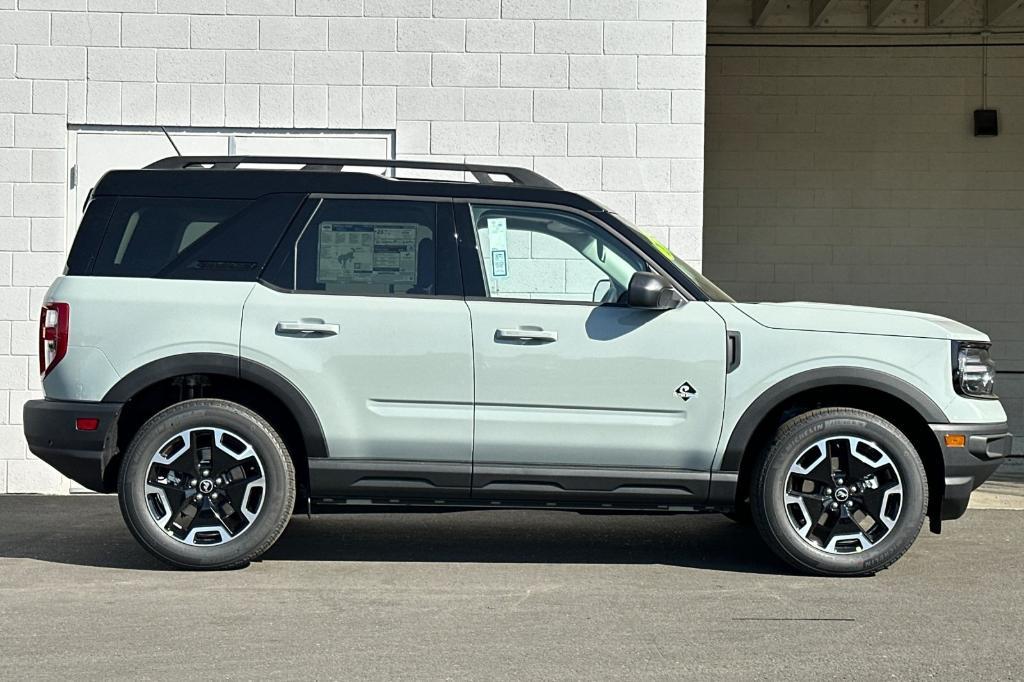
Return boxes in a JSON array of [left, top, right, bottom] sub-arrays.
[[67, 127, 392, 243]]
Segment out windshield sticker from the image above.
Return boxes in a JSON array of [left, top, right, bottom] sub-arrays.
[[487, 217, 508, 278], [491, 249, 508, 277]]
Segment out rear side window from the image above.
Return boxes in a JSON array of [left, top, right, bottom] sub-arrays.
[[283, 198, 461, 297], [93, 198, 249, 277]]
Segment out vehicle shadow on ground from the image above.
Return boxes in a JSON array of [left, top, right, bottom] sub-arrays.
[[0, 496, 792, 575]]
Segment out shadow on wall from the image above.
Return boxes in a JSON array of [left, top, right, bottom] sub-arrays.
[[0, 495, 793, 576]]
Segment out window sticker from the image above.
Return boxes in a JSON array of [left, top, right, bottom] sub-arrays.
[[487, 217, 508, 278], [491, 249, 508, 277], [317, 221, 418, 285]]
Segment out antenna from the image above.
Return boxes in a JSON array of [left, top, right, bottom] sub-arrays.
[[160, 126, 182, 156]]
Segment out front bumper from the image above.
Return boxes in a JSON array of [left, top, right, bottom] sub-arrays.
[[24, 399, 123, 493], [931, 422, 1012, 521]]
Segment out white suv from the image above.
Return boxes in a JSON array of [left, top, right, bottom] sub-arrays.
[[26, 157, 1011, 575]]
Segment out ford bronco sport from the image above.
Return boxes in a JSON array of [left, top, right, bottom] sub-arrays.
[[26, 156, 1012, 575]]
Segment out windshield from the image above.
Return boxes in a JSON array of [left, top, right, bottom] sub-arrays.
[[613, 215, 734, 302]]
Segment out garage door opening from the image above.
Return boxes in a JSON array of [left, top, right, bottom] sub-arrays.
[[703, 3, 1024, 451]]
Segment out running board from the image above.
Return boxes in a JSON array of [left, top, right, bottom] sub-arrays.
[[309, 496, 728, 514]]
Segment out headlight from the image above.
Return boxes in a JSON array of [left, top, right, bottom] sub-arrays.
[[952, 342, 997, 398]]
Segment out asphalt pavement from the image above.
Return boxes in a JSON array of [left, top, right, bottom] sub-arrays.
[[1, 486, 1022, 680]]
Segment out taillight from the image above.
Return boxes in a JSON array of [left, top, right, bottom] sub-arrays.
[[39, 302, 70, 378]]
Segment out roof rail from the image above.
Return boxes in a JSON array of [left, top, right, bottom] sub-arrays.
[[144, 156, 562, 190]]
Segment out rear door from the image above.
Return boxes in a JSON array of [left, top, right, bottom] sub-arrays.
[[241, 196, 474, 498]]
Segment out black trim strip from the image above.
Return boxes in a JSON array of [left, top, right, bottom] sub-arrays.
[[310, 498, 707, 513], [307, 460, 717, 506], [720, 366, 949, 472], [471, 464, 710, 503], [308, 458, 470, 497], [240, 358, 329, 460], [104, 353, 240, 401], [102, 353, 329, 462]]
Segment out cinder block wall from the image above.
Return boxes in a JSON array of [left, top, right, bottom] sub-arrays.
[[0, 0, 708, 493], [704, 45, 1024, 450]]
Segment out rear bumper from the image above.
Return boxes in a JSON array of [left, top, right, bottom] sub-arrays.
[[24, 399, 122, 493], [931, 422, 1012, 521]]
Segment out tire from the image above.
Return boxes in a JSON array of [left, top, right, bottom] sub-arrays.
[[118, 399, 295, 570], [751, 407, 927, 577]]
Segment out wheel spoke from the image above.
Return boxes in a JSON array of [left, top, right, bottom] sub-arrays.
[[189, 429, 215, 477], [210, 494, 245, 536], [221, 458, 262, 487], [826, 437, 853, 483], [846, 440, 881, 480], [791, 443, 833, 487], [785, 434, 904, 555], [145, 426, 266, 548], [167, 497, 202, 538], [810, 506, 841, 547], [148, 466, 193, 493], [859, 480, 902, 533]]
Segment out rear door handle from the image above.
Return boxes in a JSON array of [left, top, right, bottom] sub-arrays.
[[495, 328, 558, 343], [276, 319, 340, 337]]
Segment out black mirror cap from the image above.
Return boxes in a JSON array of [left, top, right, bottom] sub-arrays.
[[627, 272, 682, 310]]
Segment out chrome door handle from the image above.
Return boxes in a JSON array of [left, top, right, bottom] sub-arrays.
[[275, 320, 340, 337], [495, 328, 558, 343]]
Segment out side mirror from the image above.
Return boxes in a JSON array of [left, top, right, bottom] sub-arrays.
[[627, 272, 682, 310]]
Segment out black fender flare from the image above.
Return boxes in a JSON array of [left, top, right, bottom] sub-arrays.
[[103, 352, 328, 461], [719, 366, 948, 472]]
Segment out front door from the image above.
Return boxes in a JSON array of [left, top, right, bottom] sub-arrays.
[[458, 202, 728, 505], [241, 197, 474, 498]]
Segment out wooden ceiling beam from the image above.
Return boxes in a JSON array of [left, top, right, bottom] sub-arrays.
[[869, 0, 903, 25], [752, 0, 789, 26], [929, 0, 969, 25], [811, 0, 843, 26], [990, 0, 1024, 24]]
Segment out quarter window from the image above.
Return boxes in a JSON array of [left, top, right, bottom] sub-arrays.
[[470, 204, 647, 304], [93, 197, 249, 277]]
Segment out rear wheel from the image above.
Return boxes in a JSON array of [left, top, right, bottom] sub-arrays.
[[751, 408, 927, 577], [118, 399, 295, 569]]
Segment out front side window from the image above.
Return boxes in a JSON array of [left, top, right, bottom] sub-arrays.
[[470, 204, 647, 304], [294, 199, 445, 296]]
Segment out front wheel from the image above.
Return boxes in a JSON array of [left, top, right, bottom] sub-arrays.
[[751, 408, 927, 577], [118, 399, 295, 570]]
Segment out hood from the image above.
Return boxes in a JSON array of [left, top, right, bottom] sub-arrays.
[[732, 301, 989, 342]]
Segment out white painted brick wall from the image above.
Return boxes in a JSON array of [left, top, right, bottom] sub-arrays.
[[704, 45, 1024, 452], [0, 1, 707, 493]]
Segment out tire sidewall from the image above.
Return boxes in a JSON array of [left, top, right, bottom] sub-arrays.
[[757, 412, 927, 576], [119, 400, 294, 569]]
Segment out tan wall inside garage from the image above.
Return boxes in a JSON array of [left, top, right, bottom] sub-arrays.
[[703, 44, 1024, 451]]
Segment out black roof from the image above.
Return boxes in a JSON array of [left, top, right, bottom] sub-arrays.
[[93, 156, 606, 211]]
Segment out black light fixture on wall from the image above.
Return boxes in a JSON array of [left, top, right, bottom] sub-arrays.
[[974, 32, 998, 137]]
